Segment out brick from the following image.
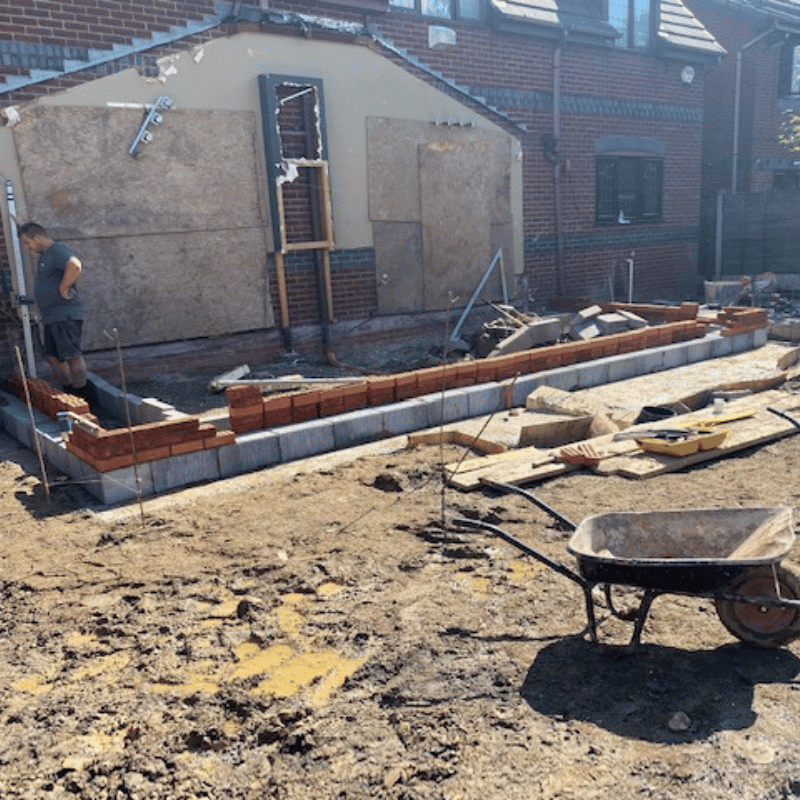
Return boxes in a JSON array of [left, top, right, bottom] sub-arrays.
[[342, 382, 368, 411], [229, 405, 265, 434], [291, 390, 320, 422], [394, 372, 418, 400], [263, 395, 293, 427], [204, 430, 236, 448], [170, 439, 206, 456], [225, 384, 263, 408], [319, 386, 346, 416], [367, 377, 396, 407]]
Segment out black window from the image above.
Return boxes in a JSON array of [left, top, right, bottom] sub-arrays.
[[389, 0, 483, 20], [596, 156, 663, 224]]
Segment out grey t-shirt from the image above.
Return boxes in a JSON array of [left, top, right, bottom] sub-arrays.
[[34, 242, 84, 325]]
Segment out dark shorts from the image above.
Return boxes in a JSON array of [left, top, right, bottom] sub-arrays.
[[42, 319, 83, 362]]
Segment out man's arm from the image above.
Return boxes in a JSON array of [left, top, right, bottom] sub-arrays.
[[59, 256, 82, 300]]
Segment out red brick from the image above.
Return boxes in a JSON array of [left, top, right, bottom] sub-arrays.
[[292, 390, 320, 422], [225, 384, 263, 409], [263, 395, 293, 427], [205, 430, 236, 448]]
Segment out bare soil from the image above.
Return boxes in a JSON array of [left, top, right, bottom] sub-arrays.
[[4, 342, 800, 799]]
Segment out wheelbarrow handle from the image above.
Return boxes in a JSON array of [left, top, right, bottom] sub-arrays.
[[480, 479, 577, 531], [452, 517, 587, 589]]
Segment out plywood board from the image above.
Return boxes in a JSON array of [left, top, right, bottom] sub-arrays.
[[13, 105, 274, 348], [373, 221, 423, 314], [419, 139, 491, 310]]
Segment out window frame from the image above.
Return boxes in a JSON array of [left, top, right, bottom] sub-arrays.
[[778, 38, 800, 98], [388, 0, 484, 22], [596, 155, 664, 225], [608, 0, 655, 50]]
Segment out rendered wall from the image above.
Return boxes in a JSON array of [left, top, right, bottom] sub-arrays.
[[2, 31, 522, 351]]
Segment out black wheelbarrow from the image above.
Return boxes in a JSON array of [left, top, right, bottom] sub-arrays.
[[454, 482, 800, 649]]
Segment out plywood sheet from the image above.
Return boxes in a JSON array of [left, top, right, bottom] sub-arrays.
[[373, 221, 423, 313], [13, 105, 274, 348], [419, 139, 491, 310]]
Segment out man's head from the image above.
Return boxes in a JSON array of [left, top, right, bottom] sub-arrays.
[[17, 222, 51, 255]]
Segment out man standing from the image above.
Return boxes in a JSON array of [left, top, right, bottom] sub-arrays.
[[17, 222, 92, 403]]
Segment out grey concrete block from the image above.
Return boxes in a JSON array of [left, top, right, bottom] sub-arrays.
[[217, 430, 281, 478], [466, 383, 505, 417], [575, 360, 611, 389], [709, 333, 734, 358], [381, 398, 436, 437], [571, 304, 602, 325], [754, 327, 769, 347], [607, 353, 645, 383], [661, 342, 691, 369], [569, 321, 601, 341], [138, 397, 179, 424], [539, 366, 580, 393], [617, 310, 647, 329], [489, 317, 562, 354], [723, 329, 756, 354], [276, 418, 336, 462], [597, 313, 629, 335], [425, 388, 470, 427], [684, 338, 714, 364], [95, 462, 155, 505], [151, 449, 220, 493], [332, 408, 385, 449]]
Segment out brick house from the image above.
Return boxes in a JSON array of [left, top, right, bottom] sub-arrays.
[[0, 0, 722, 379], [684, 0, 800, 279]]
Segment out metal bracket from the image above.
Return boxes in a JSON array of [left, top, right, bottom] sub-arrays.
[[129, 95, 173, 156]]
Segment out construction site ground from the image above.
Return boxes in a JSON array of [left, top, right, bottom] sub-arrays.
[[3, 341, 800, 798]]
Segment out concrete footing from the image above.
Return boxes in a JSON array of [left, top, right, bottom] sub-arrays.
[[0, 327, 767, 505]]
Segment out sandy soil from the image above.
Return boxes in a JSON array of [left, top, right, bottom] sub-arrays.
[[4, 346, 800, 798]]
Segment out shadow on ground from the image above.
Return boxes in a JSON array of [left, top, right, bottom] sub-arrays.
[[520, 635, 800, 742]]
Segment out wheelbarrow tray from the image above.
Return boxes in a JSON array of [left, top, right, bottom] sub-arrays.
[[567, 507, 794, 593]]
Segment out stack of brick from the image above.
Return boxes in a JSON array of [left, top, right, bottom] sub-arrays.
[[4, 375, 91, 419], [226, 384, 265, 433], [717, 307, 769, 335], [65, 416, 235, 472]]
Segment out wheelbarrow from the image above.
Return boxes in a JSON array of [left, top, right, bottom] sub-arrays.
[[454, 482, 800, 649]]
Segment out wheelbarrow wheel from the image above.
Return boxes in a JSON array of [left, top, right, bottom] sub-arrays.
[[715, 565, 800, 648]]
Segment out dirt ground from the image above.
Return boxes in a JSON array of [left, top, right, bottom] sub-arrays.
[[4, 343, 800, 799]]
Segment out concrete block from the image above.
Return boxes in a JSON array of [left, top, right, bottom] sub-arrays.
[[571, 304, 603, 325], [381, 398, 436, 437], [753, 327, 769, 347], [597, 313, 630, 335], [424, 388, 470, 427], [575, 360, 611, 389], [138, 397, 179, 424], [332, 408, 385, 449], [709, 332, 735, 358], [724, 329, 756, 354], [95, 462, 155, 505], [217, 430, 281, 477], [275, 418, 336, 463], [538, 365, 580, 393], [569, 321, 601, 341], [466, 383, 506, 417], [151, 449, 220, 493], [489, 317, 561, 354], [660, 342, 691, 369], [683, 337, 714, 364], [511, 373, 547, 407], [617, 310, 647, 329], [607, 353, 644, 383]]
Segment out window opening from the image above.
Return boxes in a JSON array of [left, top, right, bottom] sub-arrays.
[[258, 75, 336, 346], [389, 0, 482, 19], [596, 155, 663, 224]]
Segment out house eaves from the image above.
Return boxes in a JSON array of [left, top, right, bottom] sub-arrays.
[[658, 0, 726, 58], [707, 0, 800, 33], [490, 0, 724, 58]]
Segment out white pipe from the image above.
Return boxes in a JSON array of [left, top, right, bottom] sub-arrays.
[[627, 256, 634, 303]]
